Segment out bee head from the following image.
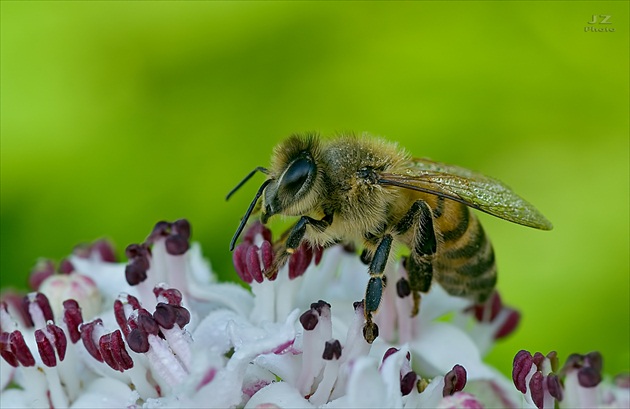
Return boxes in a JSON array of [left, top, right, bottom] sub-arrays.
[[262, 134, 323, 223]]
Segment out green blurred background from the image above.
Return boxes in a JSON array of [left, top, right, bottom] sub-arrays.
[[2, 2, 628, 377]]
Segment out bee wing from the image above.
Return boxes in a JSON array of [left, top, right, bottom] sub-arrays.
[[378, 158, 553, 230]]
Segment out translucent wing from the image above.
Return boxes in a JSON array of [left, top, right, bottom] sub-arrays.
[[378, 158, 553, 230]]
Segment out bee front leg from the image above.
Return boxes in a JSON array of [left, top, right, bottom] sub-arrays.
[[267, 213, 333, 279], [363, 234, 393, 344], [395, 200, 437, 316], [285, 213, 333, 252]]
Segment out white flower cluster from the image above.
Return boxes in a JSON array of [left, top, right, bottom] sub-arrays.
[[0, 220, 627, 408]]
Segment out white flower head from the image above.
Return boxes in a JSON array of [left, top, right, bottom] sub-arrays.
[[1, 219, 625, 408]]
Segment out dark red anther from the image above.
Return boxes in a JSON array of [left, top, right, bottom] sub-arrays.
[[299, 311, 318, 331], [136, 309, 159, 336], [29, 259, 55, 291], [92, 239, 117, 262], [125, 243, 151, 285], [36, 293, 54, 323], [165, 234, 189, 255], [47, 324, 67, 361], [495, 309, 520, 339], [533, 352, 546, 370], [35, 329, 56, 367], [585, 351, 603, 373], [173, 219, 191, 240], [442, 364, 467, 397], [110, 329, 133, 370], [59, 258, 75, 274], [125, 260, 148, 286], [313, 245, 324, 266], [547, 351, 559, 373], [546, 374, 563, 401], [302, 244, 314, 270], [148, 221, 171, 242], [400, 371, 417, 396], [322, 339, 342, 360], [563, 353, 583, 371], [233, 244, 253, 284], [99, 333, 118, 370], [2, 294, 32, 329], [113, 299, 129, 337], [382, 347, 399, 363], [63, 299, 84, 343], [260, 240, 274, 272], [127, 328, 150, 353], [396, 278, 411, 298], [528, 371, 544, 409], [153, 287, 183, 306], [578, 367, 602, 388], [125, 261, 147, 285], [243, 221, 272, 244], [488, 291, 502, 321], [24, 293, 55, 324], [80, 320, 104, 362], [470, 291, 503, 322], [173, 306, 191, 328], [246, 245, 264, 283], [512, 350, 534, 394], [126, 294, 142, 310], [310, 300, 331, 314], [100, 331, 133, 372], [0, 332, 18, 367], [125, 243, 151, 260], [153, 303, 176, 330], [289, 243, 314, 280], [10, 330, 35, 367]]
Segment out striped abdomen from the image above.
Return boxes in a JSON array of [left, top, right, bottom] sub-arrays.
[[431, 196, 497, 303]]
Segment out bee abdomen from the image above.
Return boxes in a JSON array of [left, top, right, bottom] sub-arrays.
[[435, 206, 497, 302]]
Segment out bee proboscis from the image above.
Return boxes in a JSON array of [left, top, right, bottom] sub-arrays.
[[227, 133, 552, 343]]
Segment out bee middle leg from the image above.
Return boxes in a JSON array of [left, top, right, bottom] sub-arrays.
[[395, 200, 437, 316]]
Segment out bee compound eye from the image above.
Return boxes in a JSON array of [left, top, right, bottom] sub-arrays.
[[282, 157, 315, 194]]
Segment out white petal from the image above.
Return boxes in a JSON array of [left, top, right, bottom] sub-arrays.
[[464, 375, 521, 408], [245, 382, 314, 409], [186, 242, 216, 284], [69, 256, 135, 303], [0, 358, 15, 391], [254, 353, 302, 387], [338, 357, 390, 408], [378, 347, 407, 408], [0, 389, 30, 409], [189, 282, 254, 319], [70, 377, 139, 408], [411, 322, 493, 379], [419, 283, 472, 322], [412, 375, 446, 408], [193, 309, 246, 355]]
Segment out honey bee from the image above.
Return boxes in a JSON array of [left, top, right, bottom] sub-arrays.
[[227, 133, 552, 343]]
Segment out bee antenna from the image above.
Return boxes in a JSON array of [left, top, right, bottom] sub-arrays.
[[229, 178, 272, 251], [226, 167, 269, 201]]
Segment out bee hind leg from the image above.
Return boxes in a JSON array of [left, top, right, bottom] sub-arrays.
[[395, 200, 437, 316], [363, 234, 393, 344]]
